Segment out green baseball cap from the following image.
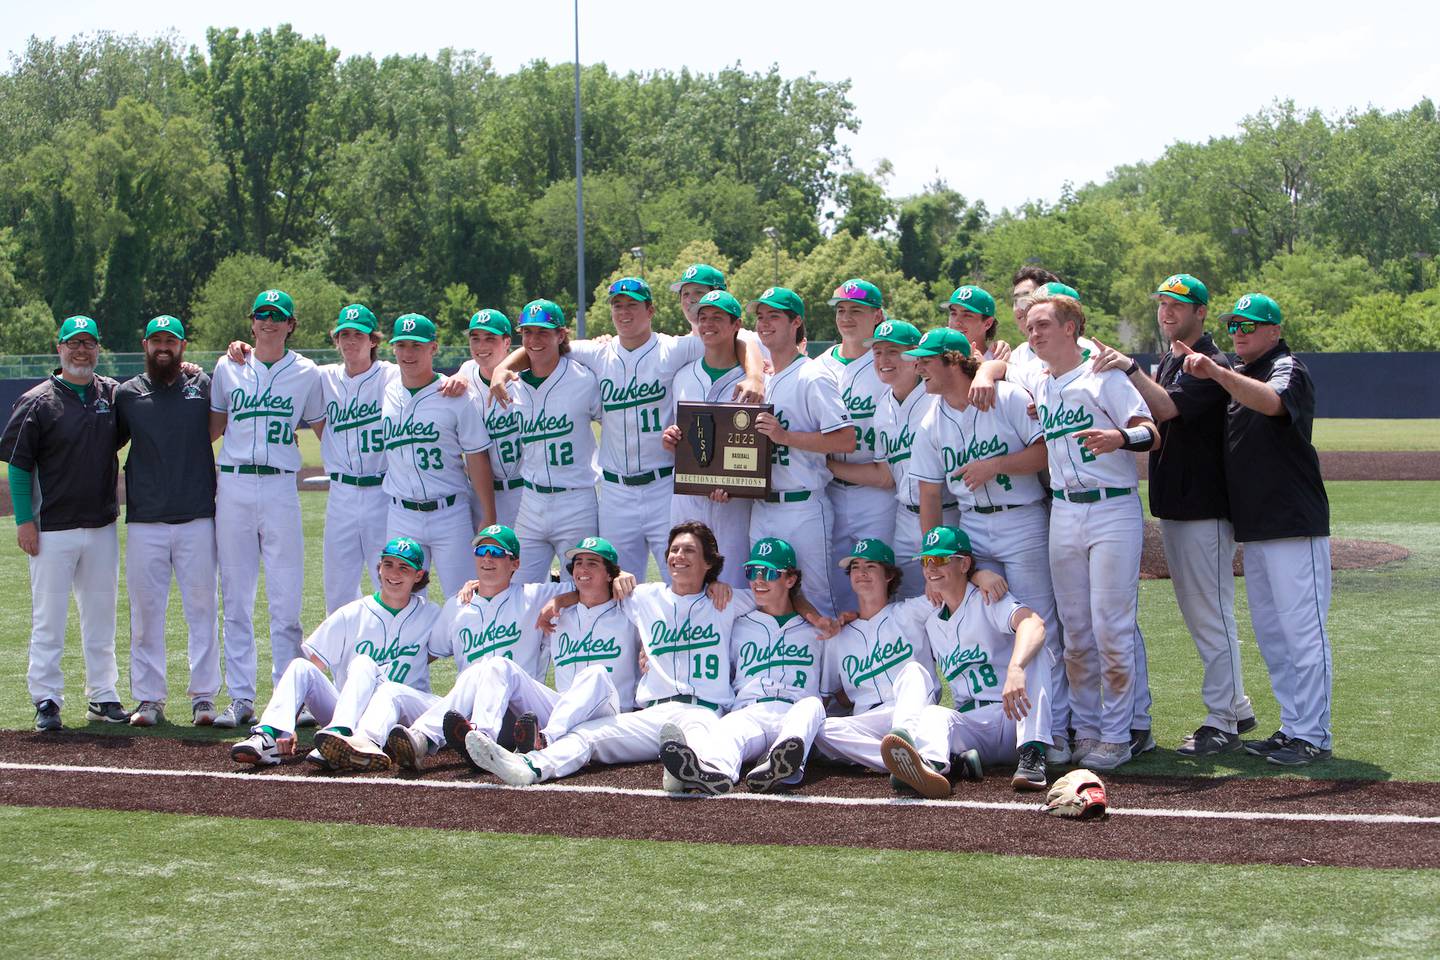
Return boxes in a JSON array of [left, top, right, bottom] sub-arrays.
[[468, 309, 512, 337], [607, 276, 652, 304], [390, 313, 437, 344], [828, 278, 884, 308], [1041, 282, 1081, 303], [695, 290, 743, 320], [143, 315, 185, 340], [670, 263, 727, 292], [332, 304, 378, 336], [904, 327, 972, 358], [564, 535, 620, 565], [472, 523, 521, 557], [57, 316, 100, 343], [747, 286, 806, 318], [945, 285, 996, 317], [252, 289, 295, 318], [1152, 273, 1209, 306], [382, 536, 428, 571], [519, 299, 566, 329], [865, 319, 922, 348], [747, 537, 798, 571], [1219, 293, 1283, 326], [839, 537, 896, 569], [916, 525, 973, 559]]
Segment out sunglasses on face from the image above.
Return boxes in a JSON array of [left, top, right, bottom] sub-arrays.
[[744, 564, 786, 581], [474, 544, 514, 558], [251, 311, 286, 323], [921, 555, 956, 568], [1227, 320, 1260, 335]]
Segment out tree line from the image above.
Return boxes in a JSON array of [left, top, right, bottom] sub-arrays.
[[2, 27, 1438, 355]]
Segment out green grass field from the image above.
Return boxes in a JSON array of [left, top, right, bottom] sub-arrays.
[[1, 480, 1436, 957]]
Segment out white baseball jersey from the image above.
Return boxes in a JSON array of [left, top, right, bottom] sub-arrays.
[[910, 381, 1046, 509], [828, 601, 933, 714], [510, 356, 602, 489], [380, 376, 492, 500], [875, 386, 938, 508], [816, 347, 882, 464], [729, 610, 834, 708], [211, 352, 324, 470], [910, 589, 1024, 708], [430, 581, 570, 680], [570, 333, 703, 476], [673, 357, 745, 406], [551, 598, 641, 712], [318, 361, 397, 475], [1007, 337, 1097, 398], [458, 359, 524, 484], [1036, 364, 1150, 491], [764, 354, 852, 492], [622, 582, 757, 707], [301, 593, 445, 692]]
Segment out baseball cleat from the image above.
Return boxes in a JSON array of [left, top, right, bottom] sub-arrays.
[[443, 710, 479, 770], [191, 700, 218, 726], [1266, 738, 1332, 767], [129, 700, 164, 727], [304, 748, 331, 770], [34, 699, 62, 732], [1243, 729, 1289, 757], [1011, 743, 1048, 791], [659, 722, 732, 796], [881, 729, 951, 799], [1079, 741, 1132, 771], [953, 748, 984, 783], [231, 730, 285, 767], [296, 707, 319, 728], [212, 699, 256, 729], [1130, 728, 1157, 756], [314, 729, 392, 772], [465, 730, 539, 786], [1176, 725, 1244, 757], [87, 701, 129, 723], [745, 736, 806, 793], [511, 711, 543, 753], [384, 724, 428, 772]]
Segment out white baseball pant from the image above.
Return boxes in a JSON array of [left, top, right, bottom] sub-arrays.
[[26, 523, 120, 705], [527, 701, 719, 781], [891, 503, 958, 600], [689, 698, 827, 783], [1159, 517, 1254, 733], [1243, 536, 1333, 750], [1048, 496, 1143, 745], [386, 497, 476, 599], [827, 482, 897, 612], [515, 487, 599, 584], [323, 482, 390, 614], [670, 492, 753, 590], [353, 681, 438, 747], [601, 476, 674, 583], [815, 661, 937, 771], [473, 483, 523, 533], [126, 518, 220, 705], [256, 658, 338, 736], [748, 495, 837, 617], [894, 661, 1053, 769], [216, 472, 305, 702]]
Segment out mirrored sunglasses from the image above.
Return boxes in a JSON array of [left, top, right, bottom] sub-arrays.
[[920, 555, 955, 568], [474, 544, 514, 558], [1227, 320, 1259, 334], [743, 564, 785, 581]]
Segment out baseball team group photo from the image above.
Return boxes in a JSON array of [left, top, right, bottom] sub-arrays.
[[1, 7, 1437, 959]]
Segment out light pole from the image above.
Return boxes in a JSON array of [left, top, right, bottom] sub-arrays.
[[573, 0, 586, 338], [764, 226, 780, 285], [630, 246, 645, 281]]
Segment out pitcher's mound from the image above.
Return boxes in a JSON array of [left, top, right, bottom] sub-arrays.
[[1140, 521, 1410, 579]]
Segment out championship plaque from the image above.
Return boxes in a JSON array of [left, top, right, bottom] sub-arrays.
[[674, 401, 774, 499]]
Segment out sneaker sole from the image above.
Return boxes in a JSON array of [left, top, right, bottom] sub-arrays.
[[746, 737, 806, 793], [880, 733, 951, 799], [87, 712, 129, 724], [1176, 736, 1244, 757], [464, 731, 538, 786], [385, 728, 419, 772], [314, 732, 391, 773], [443, 711, 480, 770], [1011, 768, 1047, 791], [230, 746, 278, 767], [512, 713, 541, 753], [1080, 747, 1133, 771], [1267, 751, 1332, 767], [1243, 742, 1285, 757], [659, 740, 732, 796]]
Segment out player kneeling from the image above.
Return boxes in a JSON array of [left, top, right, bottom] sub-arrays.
[[230, 538, 443, 767]]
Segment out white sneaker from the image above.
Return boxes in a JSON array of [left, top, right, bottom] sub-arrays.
[[129, 701, 165, 727], [192, 701, 218, 726], [1079, 741, 1133, 771], [1070, 738, 1101, 764], [212, 699, 255, 729], [464, 730, 539, 786], [231, 730, 282, 766]]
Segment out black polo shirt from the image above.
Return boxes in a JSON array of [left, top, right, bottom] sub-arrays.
[[1149, 332, 1231, 522], [115, 370, 217, 524], [1224, 340, 1330, 542], [0, 372, 120, 531]]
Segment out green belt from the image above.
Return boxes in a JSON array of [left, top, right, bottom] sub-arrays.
[[765, 490, 812, 504], [906, 502, 958, 514], [647, 694, 720, 711], [329, 472, 385, 487], [972, 503, 1022, 514], [522, 479, 569, 494], [393, 494, 458, 512], [602, 466, 674, 487], [1051, 487, 1134, 504], [493, 477, 525, 492], [219, 464, 291, 476]]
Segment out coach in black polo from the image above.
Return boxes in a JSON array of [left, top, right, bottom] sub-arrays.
[[1091, 273, 1257, 756], [1174, 293, 1333, 767], [115, 315, 221, 729]]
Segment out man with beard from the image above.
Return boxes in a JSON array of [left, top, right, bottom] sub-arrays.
[[114, 316, 221, 727], [1, 316, 125, 731]]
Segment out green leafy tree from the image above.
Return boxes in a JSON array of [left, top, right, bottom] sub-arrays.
[[187, 252, 353, 349], [436, 282, 480, 345], [0, 228, 57, 354]]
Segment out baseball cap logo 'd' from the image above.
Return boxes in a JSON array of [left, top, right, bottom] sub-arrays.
[[74, 319, 89, 329], [345, 308, 359, 321], [1237, 295, 1252, 311], [957, 288, 972, 301], [757, 542, 773, 556], [877, 321, 893, 337], [684, 266, 698, 279], [1162, 275, 1190, 295], [582, 537, 600, 549], [926, 530, 941, 546], [264, 291, 280, 303], [762, 287, 775, 299], [402, 318, 416, 332]]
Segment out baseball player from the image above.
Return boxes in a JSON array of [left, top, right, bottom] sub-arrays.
[[456, 309, 525, 530], [114, 315, 220, 727], [208, 290, 324, 729], [674, 262, 770, 365], [880, 526, 1053, 796], [381, 312, 496, 596], [666, 290, 757, 590], [1002, 265, 1061, 370], [1176, 293, 1333, 766], [1026, 290, 1157, 771], [997, 281, 1099, 399], [746, 287, 855, 617], [906, 327, 1070, 762], [818, 279, 895, 611], [389, 535, 640, 771], [943, 284, 1009, 361], [229, 537, 442, 766], [1089, 274, 1257, 755], [1, 315, 126, 730]]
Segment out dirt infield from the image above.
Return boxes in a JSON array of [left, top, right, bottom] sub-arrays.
[[1139, 524, 1408, 579], [2, 731, 1436, 870]]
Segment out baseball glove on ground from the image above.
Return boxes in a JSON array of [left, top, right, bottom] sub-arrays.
[[1041, 768, 1109, 820]]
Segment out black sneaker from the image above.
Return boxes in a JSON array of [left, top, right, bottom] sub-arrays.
[[87, 701, 129, 723], [1243, 729, 1290, 756], [511, 712, 543, 753], [1266, 738, 1332, 766], [443, 710, 480, 771], [34, 699, 61, 732], [1011, 743, 1047, 791], [1130, 728, 1157, 756], [1237, 715, 1258, 735], [953, 747, 984, 783], [1176, 725, 1243, 757]]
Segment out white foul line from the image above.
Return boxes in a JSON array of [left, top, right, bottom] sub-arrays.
[[3, 760, 1437, 827]]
